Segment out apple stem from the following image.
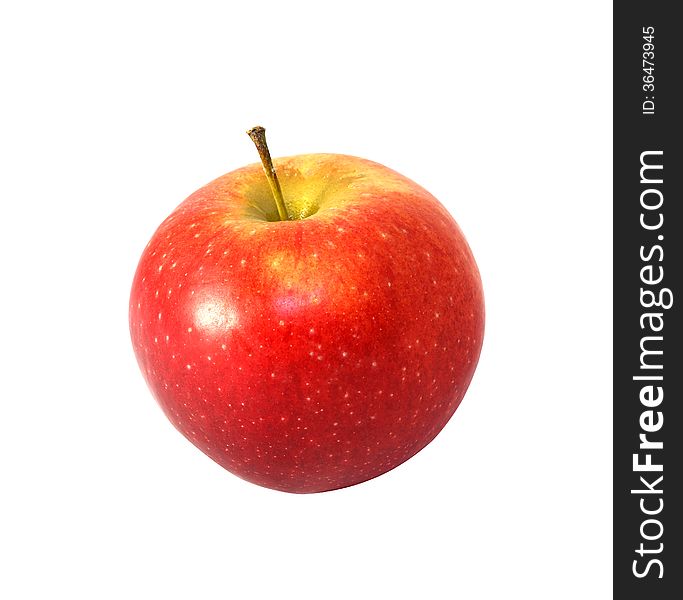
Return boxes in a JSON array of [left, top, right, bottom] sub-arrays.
[[247, 126, 290, 221]]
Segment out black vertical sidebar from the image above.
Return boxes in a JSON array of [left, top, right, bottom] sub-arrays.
[[614, 3, 681, 598]]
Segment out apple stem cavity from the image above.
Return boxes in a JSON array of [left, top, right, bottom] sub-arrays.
[[247, 126, 291, 222]]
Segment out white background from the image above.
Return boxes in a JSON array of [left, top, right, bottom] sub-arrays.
[[0, 2, 612, 598]]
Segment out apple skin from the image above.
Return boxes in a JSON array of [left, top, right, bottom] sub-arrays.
[[130, 154, 484, 493]]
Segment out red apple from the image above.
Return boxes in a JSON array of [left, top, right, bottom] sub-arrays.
[[130, 127, 484, 493]]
